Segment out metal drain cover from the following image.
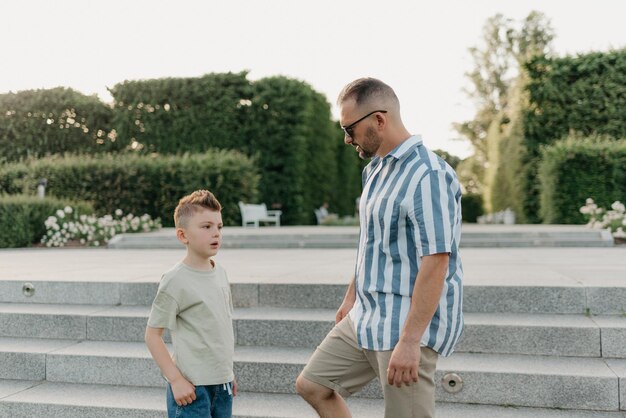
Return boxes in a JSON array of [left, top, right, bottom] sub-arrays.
[[442, 373, 463, 393], [22, 282, 35, 297]]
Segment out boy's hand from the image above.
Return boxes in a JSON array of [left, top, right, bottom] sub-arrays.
[[232, 378, 238, 397], [171, 376, 196, 406]]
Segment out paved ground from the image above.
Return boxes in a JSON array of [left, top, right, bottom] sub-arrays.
[[1, 246, 625, 286], [123, 224, 615, 237]]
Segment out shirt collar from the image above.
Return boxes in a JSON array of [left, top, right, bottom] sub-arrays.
[[386, 135, 423, 160]]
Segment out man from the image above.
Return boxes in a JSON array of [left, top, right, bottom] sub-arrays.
[[296, 78, 464, 418]]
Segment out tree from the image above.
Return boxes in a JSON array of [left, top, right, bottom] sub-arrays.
[[454, 11, 554, 198], [433, 149, 461, 170]]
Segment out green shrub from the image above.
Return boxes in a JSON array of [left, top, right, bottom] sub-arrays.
[[522, 49, 626, 221], [2, 73, 364, 224], [109, 72, 252, 154], [539, 136, 626, 224], [109, 72, 362, 225], [0, 150, 259, 227], [462, 193, 484, 223], [331, 122, 366, 217], [0, 87, 117, 162], [41, 209, 161, 247], [0, 195, 93, 248]]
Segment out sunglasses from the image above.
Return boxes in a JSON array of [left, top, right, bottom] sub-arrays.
[[341, 110, 387, 138]]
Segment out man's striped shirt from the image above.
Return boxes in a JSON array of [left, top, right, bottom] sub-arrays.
[[349, 135, 464, 356]]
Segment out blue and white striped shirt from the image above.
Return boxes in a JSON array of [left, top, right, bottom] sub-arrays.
[[349, 135, 464, 356]]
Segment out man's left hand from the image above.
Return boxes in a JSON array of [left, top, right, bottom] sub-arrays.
[[387, 340, 421, 387]]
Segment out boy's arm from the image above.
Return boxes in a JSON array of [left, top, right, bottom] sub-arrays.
[[144, 326, 196, 406]]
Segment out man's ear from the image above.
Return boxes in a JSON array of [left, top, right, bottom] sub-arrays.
[[176, 227, 188, 245], [375, 112, 387, 131]]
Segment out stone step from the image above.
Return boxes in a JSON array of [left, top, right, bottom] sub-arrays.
[[2, 278, 624, 315], [0, 338, 78, 380], [108, 225, 614, 249], [2, 304, 625, 357], [1, 380, 624, 418], [0, 380, 383, 418], [3, 339, 623, 411], [234, 346, 626, 411], [235, 308, 626, 357], [0, 279, 152, 306]]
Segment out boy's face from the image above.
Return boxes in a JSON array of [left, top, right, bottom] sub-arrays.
[[178, 209, 223, 258]]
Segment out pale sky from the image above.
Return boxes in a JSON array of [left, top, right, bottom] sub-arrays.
[[2, 1, 625, 158]]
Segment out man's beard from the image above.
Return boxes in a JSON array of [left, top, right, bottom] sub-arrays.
[[355, 127, 380, 160]]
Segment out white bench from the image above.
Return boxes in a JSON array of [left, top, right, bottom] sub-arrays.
[[238, 201, 282, 228]]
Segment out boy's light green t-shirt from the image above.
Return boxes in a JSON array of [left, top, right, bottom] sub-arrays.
[[147, 262, 234, 385]]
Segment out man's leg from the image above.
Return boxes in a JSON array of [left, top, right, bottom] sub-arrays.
[[366, 346, 438, 418], [296, 316, 376, 418], [295, 376, 352, 418]]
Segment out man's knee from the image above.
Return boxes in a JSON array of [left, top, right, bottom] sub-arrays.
[[296, 373, 333, 401]]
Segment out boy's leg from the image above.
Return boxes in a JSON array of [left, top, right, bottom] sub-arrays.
[[210, 382, 234, 418], [166, 384, 210, 418], [296, 316, 377, 418], [365, 346, 438, 418]]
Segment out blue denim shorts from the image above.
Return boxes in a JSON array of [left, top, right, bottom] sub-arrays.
[[166, 381, 233, 418]]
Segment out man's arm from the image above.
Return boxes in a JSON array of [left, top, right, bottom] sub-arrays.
[[144, 326, 196, 406], [386, 253, 449, 387], [335, 276, 357, 324]]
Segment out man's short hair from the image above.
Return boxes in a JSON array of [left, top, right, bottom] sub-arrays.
[[174, 190, 222, 228], [337, 78, 398, 107]]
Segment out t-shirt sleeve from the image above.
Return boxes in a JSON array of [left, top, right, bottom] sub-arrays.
[[410, 170, 457, 257], [147, 289, 179, 330]]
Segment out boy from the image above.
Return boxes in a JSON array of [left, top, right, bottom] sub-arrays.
[[145, 190, 236, 418]]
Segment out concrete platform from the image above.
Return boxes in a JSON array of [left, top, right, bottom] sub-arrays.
[[1, 247, 625, 286], [107, 224, 615, 249]]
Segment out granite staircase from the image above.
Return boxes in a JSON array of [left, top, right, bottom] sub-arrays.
[[0, 272, 625, 417]]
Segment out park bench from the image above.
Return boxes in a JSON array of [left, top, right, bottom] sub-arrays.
[[238, 201, 282, 228]]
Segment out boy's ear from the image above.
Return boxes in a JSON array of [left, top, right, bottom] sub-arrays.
[[176, 227, 189, 245]]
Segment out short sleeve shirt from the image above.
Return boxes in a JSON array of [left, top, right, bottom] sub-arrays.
[[147, 262, 234, 385], [349, 135, 464, 356]]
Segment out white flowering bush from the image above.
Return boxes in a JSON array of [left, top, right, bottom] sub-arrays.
[[41, 206, 161, 247], [580, 198, 626, 239]]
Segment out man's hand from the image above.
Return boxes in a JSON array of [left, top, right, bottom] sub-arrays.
[[232, 378, 238, 396], [171, 376, 196, 406], [335, 299, 354, 324], [387, 340, 421, 387]]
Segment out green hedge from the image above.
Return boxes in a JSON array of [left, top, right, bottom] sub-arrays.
[[462, 193, 484, 223], [0, 195, 93, 248], [3, 73, 364, 224], [521, 49, 626, 221], [109, 72, 252, 154], [0, 150, 259, 227], [331, 122, 366, 217], [0, 87, 117, 162], [109, 73, 362, 224], [539, 136, 626, 224]]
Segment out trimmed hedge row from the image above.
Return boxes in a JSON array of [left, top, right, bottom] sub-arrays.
[[109, 72, 252, 154], [109, 73, 363, 224], [0, 150, 259, 227], [461, 193, 484, 223], [521, 48, 626, 221], [539, 137, 626, 224], [0, 87, 117, 162], [0, 195, 93, 248], [2, 73, 364, 224]]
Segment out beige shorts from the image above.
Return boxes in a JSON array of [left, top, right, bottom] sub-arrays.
[[301, 316, 438, 418]]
